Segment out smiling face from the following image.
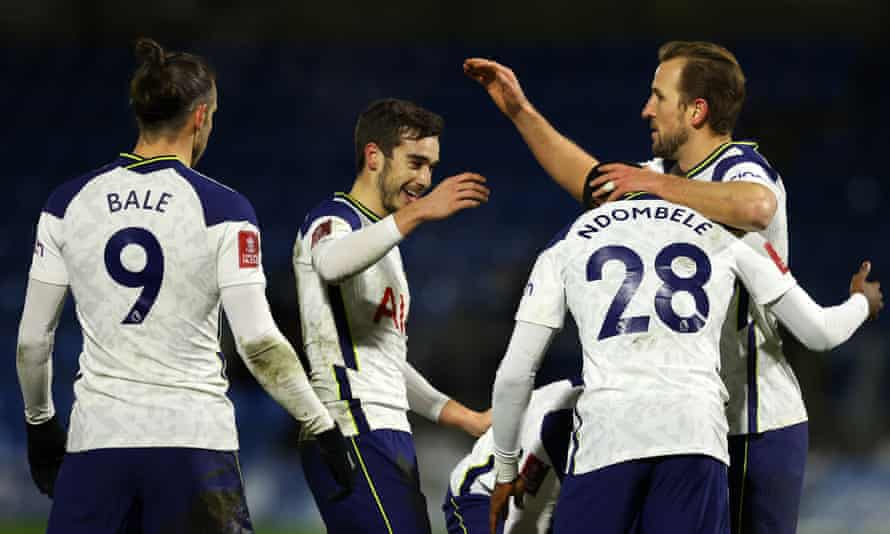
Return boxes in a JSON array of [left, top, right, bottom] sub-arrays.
[[376, 135, 440, 214], [641, 58, 692, 160]]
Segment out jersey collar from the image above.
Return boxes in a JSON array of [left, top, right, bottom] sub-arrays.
[[334, 192, 383, 222], [118, 152, 186, 174], [684, 141, 758, 179]]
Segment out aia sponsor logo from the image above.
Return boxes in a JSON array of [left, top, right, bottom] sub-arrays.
[[373, 287, 407, 334], [239, 231, 260, 268]]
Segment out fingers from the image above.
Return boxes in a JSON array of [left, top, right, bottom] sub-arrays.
[[489, 499, 505, 534], [514, 490, 525, 510], [860, 260, 872, 277]]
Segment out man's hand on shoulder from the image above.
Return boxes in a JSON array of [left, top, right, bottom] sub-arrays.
[[588, 162, 665, 204]]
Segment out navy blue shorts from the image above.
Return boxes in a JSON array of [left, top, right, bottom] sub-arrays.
[[442, 489, 501, 534], [553, 455, 729, 534], [728, 422, 808, 534], [47, 447, 253, 534], [301, 429, 431, 534]]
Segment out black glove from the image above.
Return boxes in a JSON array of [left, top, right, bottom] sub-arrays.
[[317, 424, 357, 501], [25, 415, 67, 498]]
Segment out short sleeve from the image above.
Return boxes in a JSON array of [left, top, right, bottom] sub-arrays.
[[515, 251, 567, 330], [304, 215, 358, 251], [29, 212, 69, 286], [217, 221, 266, 289], [729, 234, 796, 306], [720, 161, 782, 200]]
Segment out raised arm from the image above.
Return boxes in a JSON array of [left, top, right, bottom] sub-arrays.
[[464, 58, 597, 202], [312, 173, 489, 283]]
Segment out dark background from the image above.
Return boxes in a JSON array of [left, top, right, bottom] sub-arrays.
[[1, 1, 888, 531]]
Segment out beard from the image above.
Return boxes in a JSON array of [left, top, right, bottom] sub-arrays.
[[377, 158, 401, 214], [652, 124, 689, 160]]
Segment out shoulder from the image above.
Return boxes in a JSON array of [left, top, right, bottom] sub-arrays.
[[172, 164, 258, 227], [299, 194, 363, 236], [43, 158, 126, 218], [713, 142, 780, 183]]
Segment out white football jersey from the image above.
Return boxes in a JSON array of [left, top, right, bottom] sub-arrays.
[[449, 380, 582, 534], [516, 197, 796, 474], [293, 193, 411, 437], [644, 141, 805, 435], [28, 153, 266, 452]]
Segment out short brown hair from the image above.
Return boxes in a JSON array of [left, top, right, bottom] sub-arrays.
[[130, 37, 216, 137], [658, 41, 746, 135], [354, 99, 444, 173]]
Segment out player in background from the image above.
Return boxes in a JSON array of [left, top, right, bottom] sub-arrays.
[[488, 195, 882, 534], [15, 38, 353, 534], [293, 98, 492, 534], [466, 42, 816, 534], [444, 378, 581, 534]]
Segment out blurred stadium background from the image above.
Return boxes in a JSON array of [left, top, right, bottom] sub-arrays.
[[1, 1, 888, 532]]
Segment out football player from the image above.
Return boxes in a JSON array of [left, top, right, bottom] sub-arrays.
[[16, 38, 352, 533]]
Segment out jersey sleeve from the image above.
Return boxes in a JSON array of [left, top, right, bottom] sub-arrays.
[[28, 212, 69, 286], [720, 160, 783, 200], [216, 194, 266, 289], [729, 234, 796, 305], [304, 215, 359, 251], [515, 250, 567, 330]]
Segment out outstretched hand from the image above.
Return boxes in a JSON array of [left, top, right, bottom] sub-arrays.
[[850, 260, 883, 319], [464, 58, 530, 120]]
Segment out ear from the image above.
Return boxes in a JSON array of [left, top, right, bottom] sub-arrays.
[[364, 143, 382, 172], [193, 103, 208, 130], [690, 98, 709, 128]]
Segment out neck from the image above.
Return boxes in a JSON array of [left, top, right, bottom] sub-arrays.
[[132, 132, 194, 167], [676, 132, 732, 174], [348, 172, 386, 216]]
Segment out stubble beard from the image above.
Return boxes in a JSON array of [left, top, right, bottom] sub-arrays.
[[377, 158, 400, 214], [652, 124, 689, 160]]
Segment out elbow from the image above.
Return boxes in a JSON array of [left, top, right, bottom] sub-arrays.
[[313, 256, 346, 284], [740, 189, 777, 232]]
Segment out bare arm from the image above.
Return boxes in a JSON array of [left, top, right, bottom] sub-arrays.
[[589, 163, 777, 232], [400, 359, 490, 437], [464, 58, 597, 202]]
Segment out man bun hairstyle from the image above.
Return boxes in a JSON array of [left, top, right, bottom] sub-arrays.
[[658, 41, 746, 135], [354, 98, 444, 173], [130, 37, 216, 136]]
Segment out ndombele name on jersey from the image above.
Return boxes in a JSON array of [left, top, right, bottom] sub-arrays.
[[577, 204, 713, 238], [107, 189, 173, 213]]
